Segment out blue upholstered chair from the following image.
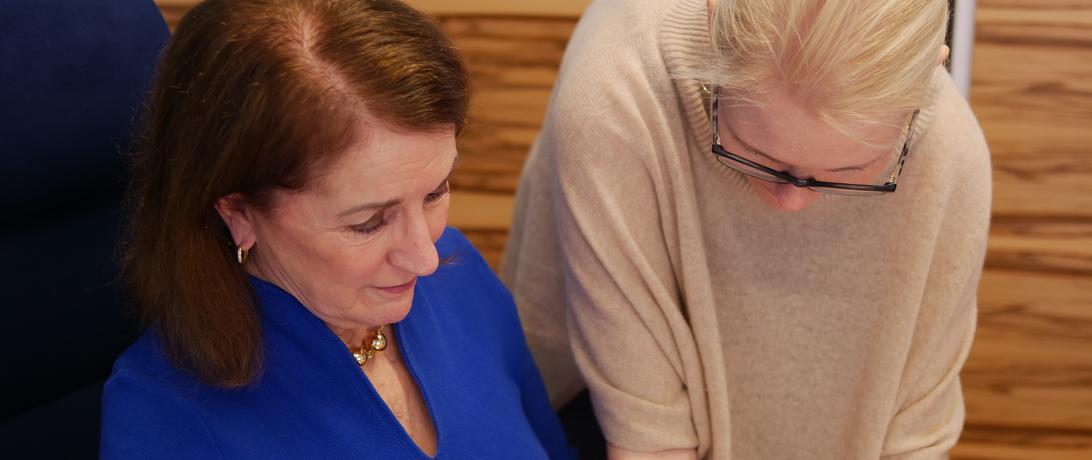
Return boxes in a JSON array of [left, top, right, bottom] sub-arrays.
[[0, 1, 169, 457]]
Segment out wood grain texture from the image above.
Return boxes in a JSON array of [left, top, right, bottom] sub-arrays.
[[448, 191, 515, 232], [443, 16, 574, 195], [460, 229, 509, 270], [962, 2, 1092, 456], [964, 269, 1092, 430], [971, 0, 1092, 218], [952, 426, 1092, 460], [985, 218, 1092, 275]]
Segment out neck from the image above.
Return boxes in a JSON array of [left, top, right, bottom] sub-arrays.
[[245, 256, 388, 352], [334, 324, 386, 351]]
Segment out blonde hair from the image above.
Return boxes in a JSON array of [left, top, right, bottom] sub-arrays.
[[701, 0, 948, 128]]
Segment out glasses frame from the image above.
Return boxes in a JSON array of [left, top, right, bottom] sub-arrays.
[[710, 86, 917, 195]]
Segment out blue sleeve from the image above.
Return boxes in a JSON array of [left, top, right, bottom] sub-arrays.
[[492, 260, 577, 460], [439, 227, 577, 459], [518, 344, 580, 460], [100, 368, 224, 459]]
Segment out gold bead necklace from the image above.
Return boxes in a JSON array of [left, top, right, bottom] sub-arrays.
[[352, 325, 388, 368]]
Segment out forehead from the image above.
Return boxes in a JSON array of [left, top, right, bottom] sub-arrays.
[[720, 87, 906, 164], [317, 121, 457, 197]]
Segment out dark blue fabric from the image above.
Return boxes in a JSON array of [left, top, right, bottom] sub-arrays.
[[0, 382, 105, 459], [0, 0, 167, 221], [0, 2, 168, 457], [1, 202, 133, 415], [101, 227, 576, 459]]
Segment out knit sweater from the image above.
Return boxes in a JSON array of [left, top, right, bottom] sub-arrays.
[[501, 0, 992, 458]]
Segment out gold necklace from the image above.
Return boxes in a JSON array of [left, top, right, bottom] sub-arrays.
[[352, 325, 388, 368]]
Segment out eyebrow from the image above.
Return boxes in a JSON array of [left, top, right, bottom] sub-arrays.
[[336, 154, 459, 218], [724, 123, 882, 173]]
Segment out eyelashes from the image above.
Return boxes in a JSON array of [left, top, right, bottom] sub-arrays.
[[425, 181, 450, 203], [351, 181, 450, 236], [352, 214, 388, 235]]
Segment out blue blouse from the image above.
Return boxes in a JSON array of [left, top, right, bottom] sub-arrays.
[[101, 228, 575, 459]]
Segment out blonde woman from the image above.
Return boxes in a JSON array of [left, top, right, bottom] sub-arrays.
[[504, 0, 990, 458]]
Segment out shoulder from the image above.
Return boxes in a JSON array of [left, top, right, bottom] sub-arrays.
[[101, 333, 223, 458], [541, 0, 707, 176], [110, 330, 196, 384], [104, 330, 207, 418], [916, 68, 992, 228], [895, 68, 992, 273], [568, 0, 676, 54], [924, 68, 992, 178], [551, 0, 691, 114]]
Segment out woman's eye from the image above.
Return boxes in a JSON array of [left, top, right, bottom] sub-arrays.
[[349, 183, 448, 236], [425, 181, 450, 203], [352, 213, 388, 235]]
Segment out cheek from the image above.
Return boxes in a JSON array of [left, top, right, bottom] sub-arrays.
[[744, 177, 784, 208], [306, 239, 385, 290], [746, 176, 778, 197], [343, 246, 387, 275]]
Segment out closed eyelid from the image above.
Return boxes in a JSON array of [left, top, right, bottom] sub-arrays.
[[360, 206, 394, 225], [425, 181, 450, 202], [722, 126, 788, 166], [362, 176, 450, 223], [431, 177, 451, 194]]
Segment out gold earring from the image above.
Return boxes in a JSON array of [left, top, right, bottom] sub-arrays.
[[237, 246, 249, 264]]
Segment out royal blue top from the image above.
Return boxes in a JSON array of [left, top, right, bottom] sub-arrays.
[[100, 228, 575, 459]]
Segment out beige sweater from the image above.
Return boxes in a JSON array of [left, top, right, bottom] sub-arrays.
[[501, 0, 992, 458]]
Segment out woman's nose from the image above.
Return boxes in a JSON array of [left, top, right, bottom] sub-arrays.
[[771, 183, 820, 212], [388, 212, 439, 276]]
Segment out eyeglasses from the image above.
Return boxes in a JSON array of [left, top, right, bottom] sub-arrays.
[[710, 87, 917, 196]]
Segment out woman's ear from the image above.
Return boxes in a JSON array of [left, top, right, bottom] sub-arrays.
[[938, 44, 950, 66], [214, 193, 258, 250]]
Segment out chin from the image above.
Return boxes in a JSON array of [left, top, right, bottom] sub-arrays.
[[365, 294, 416, 326]]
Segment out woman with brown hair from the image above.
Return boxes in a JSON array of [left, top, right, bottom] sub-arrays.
[[100, 1, 573, 458]]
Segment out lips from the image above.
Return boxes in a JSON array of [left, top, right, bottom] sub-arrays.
[[376, 278, 416, 295]]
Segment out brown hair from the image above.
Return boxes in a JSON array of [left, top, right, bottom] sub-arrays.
[[122, 0, 469, 387]]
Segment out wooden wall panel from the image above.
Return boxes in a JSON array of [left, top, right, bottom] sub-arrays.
[[971, 2, 1092, 217], [436, 15, 572, 267], [986, 219, 1092, 276], [963, 270, 1092, 429], [152, 1, 1092, 458], [958, 0, 1092, 457], [953, 426, 1092, 460], [970, 0, 1092, 217], [442, 16, 573, 196]]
